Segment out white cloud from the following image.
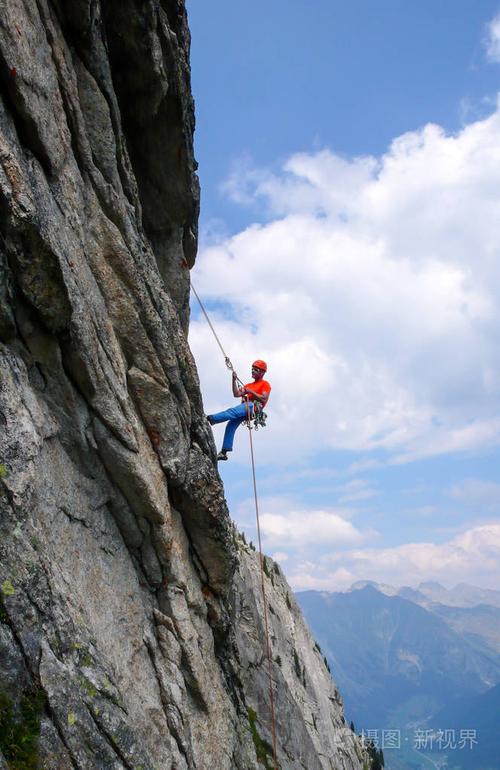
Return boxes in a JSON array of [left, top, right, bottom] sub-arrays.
[[485, 14, 500, 63], [337, 478, 378, 503], [291, 565, 355, 592], [392, 418, 500, 464], [449, 478, 500, 510], [286, 524, 500, 591], [271, 551, 289, 563], [191, 103, 500, 465], [260, 509, 365, 548]]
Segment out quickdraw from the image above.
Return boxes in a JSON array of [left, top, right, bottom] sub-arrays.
[[252, 402, 268, 431]]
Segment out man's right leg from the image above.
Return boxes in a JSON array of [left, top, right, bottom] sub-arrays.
[[222, 416, 246, 453]]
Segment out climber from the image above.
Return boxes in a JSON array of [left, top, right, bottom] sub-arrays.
[[207, 360, 271, 461]]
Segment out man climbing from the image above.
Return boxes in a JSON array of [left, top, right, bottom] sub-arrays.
[[207, 360, 271, 461]]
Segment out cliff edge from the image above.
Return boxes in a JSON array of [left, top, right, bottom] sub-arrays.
[[0, 2, 365, 768]]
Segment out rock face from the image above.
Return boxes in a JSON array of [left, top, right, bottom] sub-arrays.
[[0, 2, 365, 769]]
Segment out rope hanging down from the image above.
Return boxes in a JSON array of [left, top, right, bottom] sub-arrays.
[[184, 263, 278, 769], [245, 400, 279, 770]]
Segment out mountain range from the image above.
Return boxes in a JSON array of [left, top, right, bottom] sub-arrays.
[[296, 581, 500, 770]]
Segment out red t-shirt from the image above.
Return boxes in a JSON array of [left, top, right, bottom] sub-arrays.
[[242, 379, 271, 406]]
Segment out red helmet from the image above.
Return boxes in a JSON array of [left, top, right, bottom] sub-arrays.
[[252, 359, 267, 372]]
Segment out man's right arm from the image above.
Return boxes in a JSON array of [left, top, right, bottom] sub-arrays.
[[232, 371, 242, 397]]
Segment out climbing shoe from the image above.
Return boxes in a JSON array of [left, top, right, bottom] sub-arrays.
[[217, 450, 228, 461]]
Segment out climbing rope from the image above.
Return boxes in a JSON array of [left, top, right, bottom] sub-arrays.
[[184, 262, 278, 768], [244, 399, 279, 770], [188, 273, 240, 380]]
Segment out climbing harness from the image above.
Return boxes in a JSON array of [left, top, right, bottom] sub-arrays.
[[184, 262, 278, 769], [252, 401, 268, 431]]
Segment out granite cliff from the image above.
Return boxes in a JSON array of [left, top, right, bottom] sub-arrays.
[[0, 2, 366, 768]]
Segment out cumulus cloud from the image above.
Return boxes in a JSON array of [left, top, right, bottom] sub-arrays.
[[485, 14, 500, 62], [286, 524, 500, 591], [190, 103, 500, 465], [260, 509, 364, 548]]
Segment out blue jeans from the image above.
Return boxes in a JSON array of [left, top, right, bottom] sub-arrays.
[[209, 402, 254, 451]]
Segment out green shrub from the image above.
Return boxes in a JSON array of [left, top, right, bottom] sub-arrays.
[[247, 707, 274, 770], [293, 649, 301, 679], [0, 686, 46, 769]]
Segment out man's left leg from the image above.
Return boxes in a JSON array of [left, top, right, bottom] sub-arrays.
[[207, 403, 253, 461], [208, 404, 248, 425], [220, 415, 246, 455]]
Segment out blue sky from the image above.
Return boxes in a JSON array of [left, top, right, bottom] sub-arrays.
[[186, 0, 500, 592]]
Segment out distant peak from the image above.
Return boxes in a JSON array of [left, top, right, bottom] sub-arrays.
[[350, 580, 378, 590], [350, 580, 398, 596]]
